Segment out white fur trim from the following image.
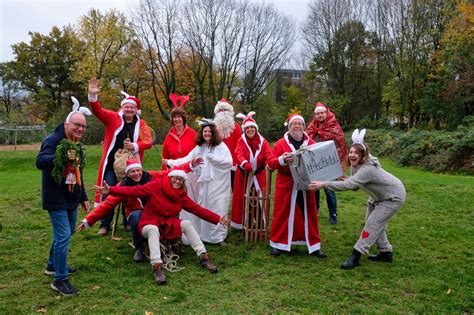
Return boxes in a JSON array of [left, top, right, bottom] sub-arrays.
[[125, 163, 142, 174], [314, 106, 327, 113], [82, 219, 90, 229], [214, 100, 233, 113], [121, 99, 137, 107], [168, 170, 187, 180]]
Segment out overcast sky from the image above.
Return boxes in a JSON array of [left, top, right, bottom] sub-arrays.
[[0, 0, 310, 63]]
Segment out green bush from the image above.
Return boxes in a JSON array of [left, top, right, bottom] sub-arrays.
[[365, 127, 474, 174]]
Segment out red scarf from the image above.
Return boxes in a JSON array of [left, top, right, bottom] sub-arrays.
[[245, 135, 260, 155], [160, 176, 187, 201]]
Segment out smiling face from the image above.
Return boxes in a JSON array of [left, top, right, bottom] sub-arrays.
[[203, 126, 213, 144], [245, 126, 257, 139], [170, 176, 185, 189], [127, 167, 143, 182], [315, 110, 327, 123], [122, 103, 138, 122], [348, 146, 362, 167], [65, 113, 87, 140], [289, 118, 305, 140], [172, 114, 184, 128]]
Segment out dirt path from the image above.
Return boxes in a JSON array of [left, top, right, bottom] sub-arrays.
[[0, 143, 41, 151]]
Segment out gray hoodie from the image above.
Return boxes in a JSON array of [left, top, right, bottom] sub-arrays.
[[325, 155, 406, 203]]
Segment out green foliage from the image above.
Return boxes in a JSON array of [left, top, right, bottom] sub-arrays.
[[366, 127, 474, 174], [52, 139, 85, 184], [10, 26, 83, 119], [0, 147, 473, 313]]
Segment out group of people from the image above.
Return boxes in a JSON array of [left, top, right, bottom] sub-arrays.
[[37, 79, 406, 296]]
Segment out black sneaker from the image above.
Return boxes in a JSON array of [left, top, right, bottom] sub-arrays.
[[50, 279, 78, 296], [44, 266, 78, 276]]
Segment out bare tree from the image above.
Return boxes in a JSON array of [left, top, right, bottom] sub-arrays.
[[0, 62, 22, 116], [240, 2, 296, 108], [132, 0, 181, 116]]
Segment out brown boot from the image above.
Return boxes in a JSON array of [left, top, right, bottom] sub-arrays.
[[199, 253, 218, 273], [153, 263, 166, 285]]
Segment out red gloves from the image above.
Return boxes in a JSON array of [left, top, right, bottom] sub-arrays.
[[243, 162, 253, 173]]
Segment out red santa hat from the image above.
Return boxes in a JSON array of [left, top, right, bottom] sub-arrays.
[[120, 91, 142, 115], [168, 169, 187, 181], [314, 102, 328, 113], [236, 111, 258, 131], [125, 159, 142, 174], [284, 113, 305, 129], [214, 98, 234, 114]]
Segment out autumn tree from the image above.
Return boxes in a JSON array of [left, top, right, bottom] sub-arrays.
[[10, 26, 82, 119]]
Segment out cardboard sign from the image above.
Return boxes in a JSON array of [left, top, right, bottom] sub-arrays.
[[290, 140, 343, 190]]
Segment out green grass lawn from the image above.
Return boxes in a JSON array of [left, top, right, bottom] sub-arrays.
[[0, 145, 473, 313]]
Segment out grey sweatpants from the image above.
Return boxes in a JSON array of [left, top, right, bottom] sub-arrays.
[[354, 197, 405, 255]]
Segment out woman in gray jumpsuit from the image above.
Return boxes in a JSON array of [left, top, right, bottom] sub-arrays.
[[308, 129, 406, 269]]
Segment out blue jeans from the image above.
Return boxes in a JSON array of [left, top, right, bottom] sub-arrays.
[[128, 210, 143, 251], [47, 208, 77, 281], [100, 168, 119, 228], [315, 188, 337, 218]]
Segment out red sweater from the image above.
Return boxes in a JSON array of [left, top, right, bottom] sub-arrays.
[[109, 176, 220, 240]]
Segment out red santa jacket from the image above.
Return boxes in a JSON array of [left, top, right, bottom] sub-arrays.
[[161, 125, 197, 170], [222, 122, 242, 168], [109, 175, 220, 240], [89, 100, 153, 205], [231, 134, 272, 228], [306, 111, 348, 171], [84, 170, 164, 227], [266, 133, 321, 254]]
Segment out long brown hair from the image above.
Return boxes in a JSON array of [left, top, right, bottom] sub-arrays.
[[195, 124, 222, 147], [351, 143, 371, 165]]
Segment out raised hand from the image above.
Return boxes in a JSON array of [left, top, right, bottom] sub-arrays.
[[88, 78, 100, 96]]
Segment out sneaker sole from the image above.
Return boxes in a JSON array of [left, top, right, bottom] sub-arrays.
[[44, 269, 78, 276], [50, 283, 77, 296]]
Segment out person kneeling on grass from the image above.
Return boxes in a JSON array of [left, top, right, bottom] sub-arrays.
[[77, 159, 188, 263], [93, 169, 229, 285], [308, 129, 406, 270]]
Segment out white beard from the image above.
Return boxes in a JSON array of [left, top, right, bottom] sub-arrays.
[[214, 111, 235, 139]]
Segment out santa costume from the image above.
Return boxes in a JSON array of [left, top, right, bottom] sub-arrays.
[[213, 99, 242, 171], [88, 93, 153, 206], [161, 93, 197, 169], [267, 114, 322, 254], [231, 112, 272, 229]]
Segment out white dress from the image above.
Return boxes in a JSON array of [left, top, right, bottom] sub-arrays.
[[167, 142, 232, 243]]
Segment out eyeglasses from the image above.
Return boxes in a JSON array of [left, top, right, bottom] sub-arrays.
[[170, 177, 184, 182], [70, 122, 87, 129]]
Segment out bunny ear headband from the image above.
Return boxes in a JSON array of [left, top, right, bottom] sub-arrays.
[[198, 118, 215, 127], [66, 96, 92, 122], [169, 93, 190, 108], [351, 128, 367, 151]]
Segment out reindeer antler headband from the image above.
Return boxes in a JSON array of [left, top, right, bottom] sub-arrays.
[[169, 93, 190, 108]]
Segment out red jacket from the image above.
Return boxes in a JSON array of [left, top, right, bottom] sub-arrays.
[[84, 171, 164, 227], [89, 100, 153, 205], [161, 125, 197, 170], [222, 122, 242, 168], [109, 175, 220, 240], [231, 134, 272, 228], [306, 110, 348, 171], [267, 133, 322, 254]]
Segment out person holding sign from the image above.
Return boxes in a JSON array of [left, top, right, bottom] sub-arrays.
[[306, 102, 348, 224], [88, 79, 153, 236], [308, 129, 406, 269], [267, 114, 327, 258]]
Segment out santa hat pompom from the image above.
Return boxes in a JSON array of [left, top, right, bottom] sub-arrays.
[[125, 159, 142, 174]]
